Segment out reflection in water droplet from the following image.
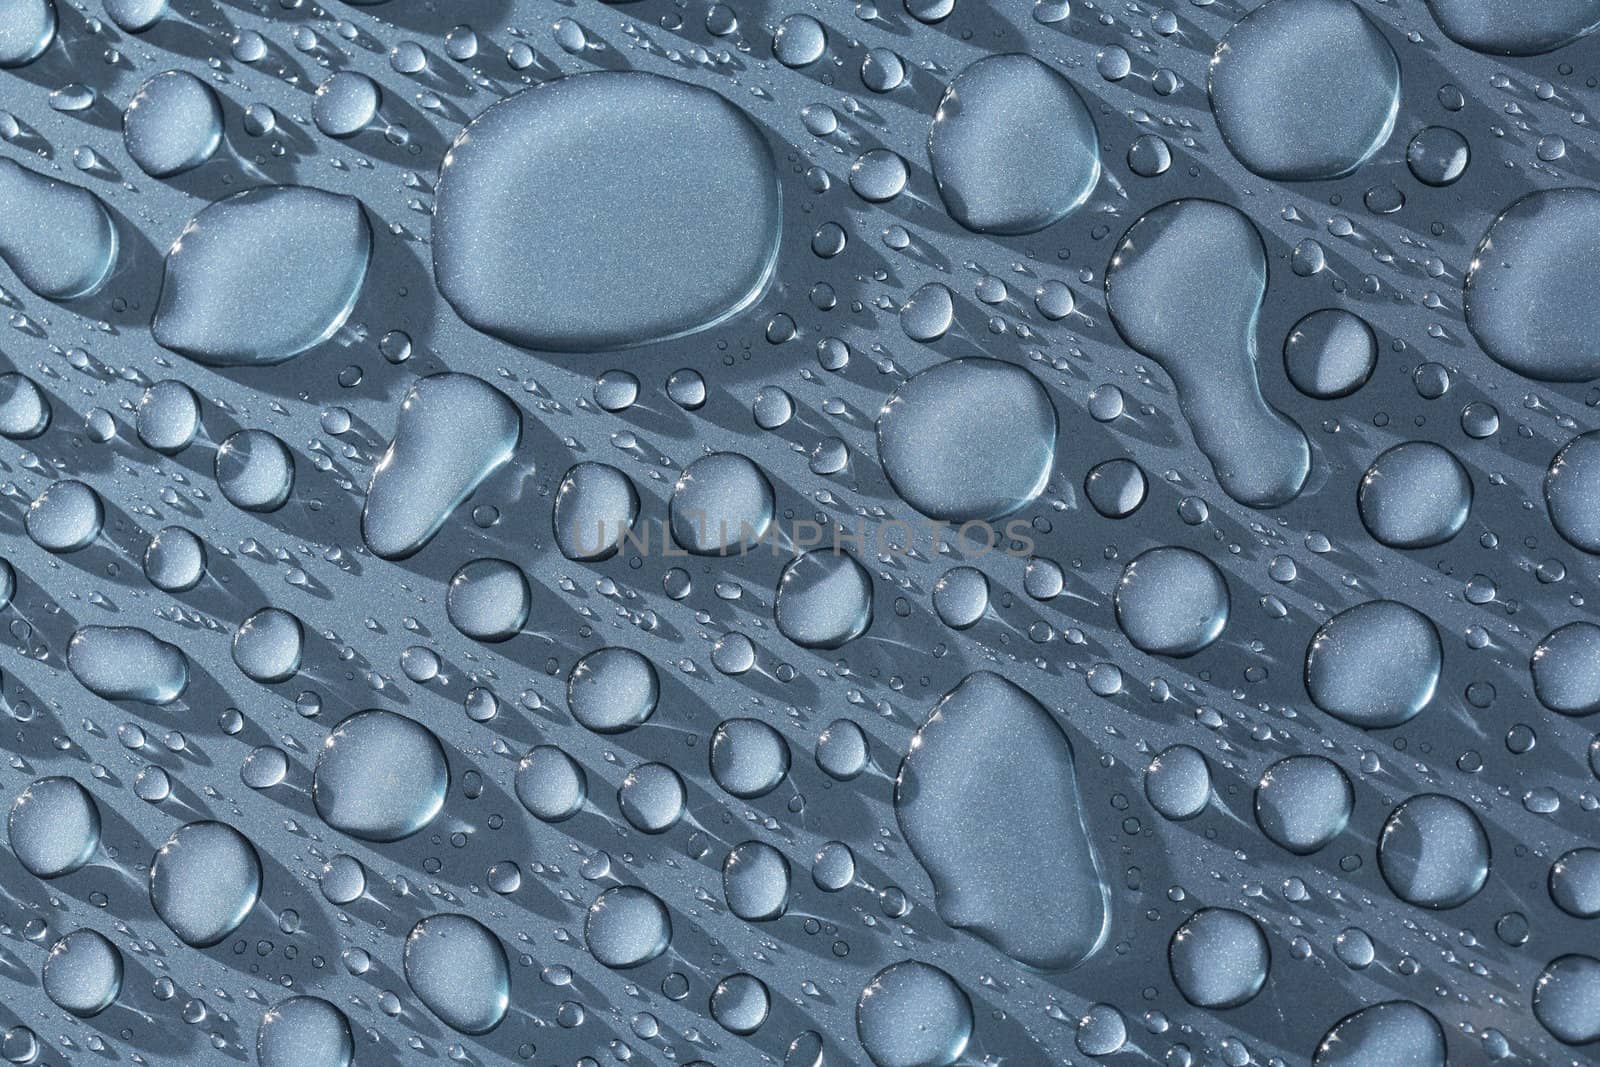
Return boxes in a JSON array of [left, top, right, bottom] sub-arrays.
[[856, 960, 972, 1067], [150, 821, 262, 947], [1254, 756, 1353, 854], [123, 70, 222, 177], [1106, 199, 1309, 507], [1305, 601, 1441, 728], [877, 358, 1056, 522], [42, 929, 122, 1017], [257, 996, 353, 1067], [233, 607, 304, 684], [896, 672, 1107, 970], [711, 718, 791, 799], [1534, 955, 1600, 1045], [434, 72, 779, 352], [1407, 126, 1470, 187], [313, 709, 449, 842], [1531, 622, 1600, 716], [928, 53, 1099, 235], [363, 373, 520, 560], [216, 429, 295, 512], [1546, 430, 1600, 552], [403, 914, 509, 1034], [0, 159, 116, 299], [68, 626, 188, 704], [775, 550, 873, 650], [1313, 1001, 1446, 1067], [154, 185, 371, 366], [1169, 908, 1269, 1009], [1208, 0, 1399, 180], [1465, 189, 1600, 382], [1115, 547, 1229, 657], [1378, 793, 1490, 908], [568, 648, 658, 734], [1283, 308, 1377, 399], [585, 886, 671, 969], [8, 776, 100, 879], [515, 745, 587, 822], [669, 452, 774, 554], [1084, 458, 1148, 518]]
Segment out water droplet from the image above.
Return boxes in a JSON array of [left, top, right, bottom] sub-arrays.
[[1377, 793, 1490, 908], [0, 159, 116, 299], [856, 960, 972, 1067], [669, 452, 774, 554], [0, 0, 55, 66], [123, 70, 221, 177], [1545, 430, 1600, 551], [8, 776, 99, 879], [150, 821, 262, 947], [1406, 126, 1470, 186], [232, 607, 303, 684], [775, 550, 873, 649], [710, 717, 790, 799], [1425, 0, 1600, 55], [772, 14, 826, 67], [446, 559, 528, 643], [313, 709, 449, 841], [313, 71, 380, 138], [257, 996, 353, 1067], [1534, 955, 1600, 1045], [568, 647, 658, 733], [932, 566, 988, 630], [42, 929, 122, 1017], [724, 841, 790, 921], [1144, 744, 1210, 821], [1283, 309, 1377, 399], [403, 914, 509, 1034], [1115, 547, 1229, 657], [104, 0, 165, 33], [618, 763, 684, 833], [710, 972, 769, 1035], [1305, 601, 1441, 728], [0, 373, 48, 438], [1169, 908, 1269, 1008], [1254, 756, 1352, 854], [515, 745, 587, 822], [1313, 1001, 1445, 1066], [554, 463, 639, 562], [1358, 442, 1471, 548], [68, 625, 187, 704], [1531, 622, 1600, 716], [144, 525, 206, 592], [216, 429, 295, 512], [585, 886, 671, 969]]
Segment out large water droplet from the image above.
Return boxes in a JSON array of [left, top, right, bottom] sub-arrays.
[[568, 647, 658, 733], [256, 996, 353, 1067], [447, 559, 529, 643], [896, 671, 1107, 970], [1531, 622, 1600, 716], [144, 525, 206, 592], [927, 53, 1099, 235], [122, 70, 222, 177], [774, 550, 873, 649], [8, 776, 99, 879], [1283, 308, 1377, 399], [554, 462, 639, 562], [1378, 793, 1489, 908], [403, 914, 509, 1034], [710, 972, 769, 1035], [312, 71, 380, 139], [932, 566, 988, 630], [1143, 744, 1211, 821], [0, 159, 116, 300], [313, 709, 449, 842], [135, 379, 200, 454], [1465, 189, 1600, 382], [1357, 442, 1472, 548], [1254, 756, 1352, 854], [1169, 907, 1269, 1008], [104, 0, 165, 33], [669, 451, 774, 554], [1426, 0, 1600, 55], [1114, 547, 1229, 657], [41, 929, 122, 1017], [27, 479, 103, 553], [876, 357, 1056, 522], [1305, 601, 1440, 728], [362, 373, 520, 560], [1550, 848, 1600, 918], [1105, 199, 1309, 507], [710, 717, 790, 799], [1546, 430, 1600, 552], [68, 626, 188, 704], [0, 373, 49, 438], [618, 763, 685, 834], [1312, 1001, 1446, 1066], [154, 185, 372, 366], [723, 841, 791, 921], [856, 960, 972, 1067], [149, 821, 262, 947], [216, 429, 295, 512], [1208, 0, 1399, 180], [232, 607, 304, 684], [585, 885, 671, 969], [514, 745, 587, 822], [1535, 955, 1600, 1045], [434, 71, 779, 352], [0, 0, 55, 66]]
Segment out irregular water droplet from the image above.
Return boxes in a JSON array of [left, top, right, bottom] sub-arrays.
[[123, 70, 222, 177], [876, 357, 1056, 522], [68, 625, 187, 704], [1106, 199, 1309, 507], [0, 159, 116, 299], [363, 373, 520, 560], [154, 185, 372, 366], [434, 72, 779, 352], [403, 914, 509, 1034], [149, 821, 262, 947], [856, 960, 972, 1067], [1305, 601, 1441, 728], [1169, 907, 1269, 1008], [928, 54, 1099, 234], [554, 462, 639, 561], [1425, 0, 1600, 55], [1313, 1001, 1445, 1066], [774, 550, 873, 649], [8, 776, 99, 878], [896, 671, 1107, 970], [585, 886, 671, 969], [313, 709, 449, 841], [1208, 0, 1399, 180], [1378, 793, 1489, 908]]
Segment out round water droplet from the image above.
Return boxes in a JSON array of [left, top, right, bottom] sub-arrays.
[[1406, 126, 1470, 186], [710, 718, 790, 798], [0, 0, 55, 66], [724, 841, 790, 921], [1208, 0, 1399, 180], [876, 357, 1056, 522], [1305, 601, 1441, 728], [319, 854, 365, 905], [816, 718, 869, 781], [42, 929, 122, 1017], [1358, 442, 1471, 548], [150, 821, 262, 947], [1283, 309, 1377, 399], [241, 746, 287, 789], [1532, 622, 1600, 716], [1084, 458, 1147, 518], [123, 70, 222, 177], [775, 550, 873, 649], [1077, 1003, 1127, 1058], [1169, 907, 1269, 1009], [256, 996, 353, 1067], [144, 526, 206, 592], [1378, 793, 1489, 908], [618, 762, 684, 833], [928, 53, 1100, 234], [711, 972, 769, 1036], [849, 148, 908, 203], [933, 565, 988, 630], [8, 776, 99, 879], [136, 380, 200, 454], [1425, 0, 1600, 56], [0, 373, 48, 438], [1546, 431, 1600, 552], [772, 13, 826, 66], [554, 462, 639, 562], [568, 647, 658, 733], [233, 607, 303, 684], [215, 429, 295, 512], [1534, 955, 1600, 1045], [1254, 756, 1352, 854], [1313, 1001, 1445, 1067], [901, 282, 955, 342], [1551, 848, 1600, 918], [515, 745, 587, 822], [1114, 547, 1229, 657], [585, 885, 671, 969], [313, 709, 449, 842], [403, 914, 509, 1035], [446, 559, 529, 643], [669, 452, 774, 554], [104, 0, 166, 32], [1144, 744, 1210, 821], [313, 71, 380, 138], [434, 72, 780, 352], [856, 960, 972, 1067], [1465, 189, 1600, 382]]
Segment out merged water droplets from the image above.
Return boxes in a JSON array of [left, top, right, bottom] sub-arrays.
[[0, 159, 116, 300], [1208, 0, 1400, 180], [433, 72, 780, 351], [927, 53, 1100, 235], [149, 821, 262, 947], [68, 625, 188, 704], [122, 70, 222, 177], [403, 914, 509, 1034], [1105, 199, 1309, 508], [312, 710, 449, 842], [896, 672, 1107, 970], [856, 960, 973, 1067], [1305, 601, 1441, 728], [362, 373, 521, 560], [8, 776, 100, 878], [876, 357, 1056, 522]]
